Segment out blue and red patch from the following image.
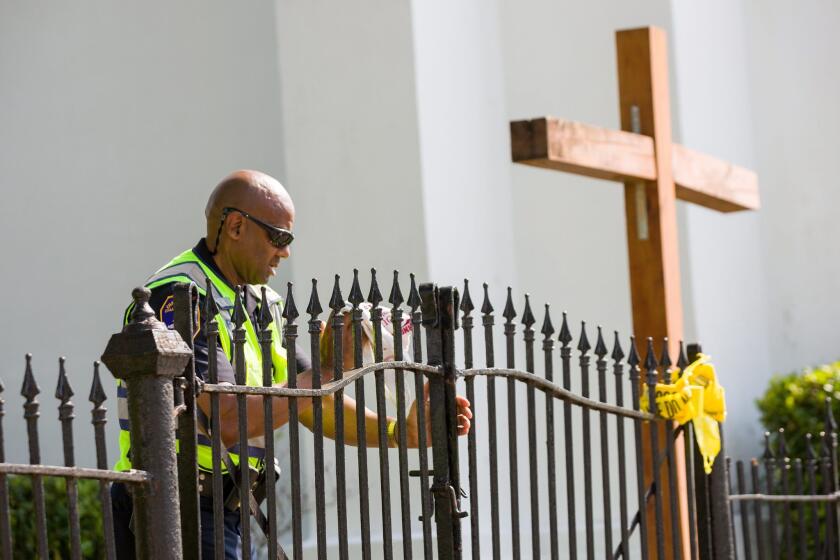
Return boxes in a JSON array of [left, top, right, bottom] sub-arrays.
[[159, 295, 175, 329], [159, 293, 202, 337]]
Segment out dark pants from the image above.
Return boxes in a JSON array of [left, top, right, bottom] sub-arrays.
[[111, 481, 245, 559]]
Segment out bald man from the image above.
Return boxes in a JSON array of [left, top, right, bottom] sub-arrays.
[[111, 170, 471, 559]]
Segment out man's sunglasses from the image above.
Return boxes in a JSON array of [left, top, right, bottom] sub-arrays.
[[213, 207, 295, 251]]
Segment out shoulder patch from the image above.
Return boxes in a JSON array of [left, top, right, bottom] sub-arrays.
[[160, 295, 175, 329]]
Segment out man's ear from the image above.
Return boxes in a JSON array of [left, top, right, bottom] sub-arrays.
[[226, 214, 244, 241]]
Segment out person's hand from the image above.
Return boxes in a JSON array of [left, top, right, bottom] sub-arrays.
[[405, 381, 472, 448]]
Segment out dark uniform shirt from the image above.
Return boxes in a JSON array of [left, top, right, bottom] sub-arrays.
[[138, 238, 310, 382]]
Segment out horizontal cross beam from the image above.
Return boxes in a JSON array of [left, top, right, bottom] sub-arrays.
[[511, 117, 759, 212]]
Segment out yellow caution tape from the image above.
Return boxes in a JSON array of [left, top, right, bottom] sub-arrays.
[[640, 354, 726, 474]]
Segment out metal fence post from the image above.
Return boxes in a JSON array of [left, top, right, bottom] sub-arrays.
[[420, 283, 463, 560], [102, 287, 192, 560], [688, 343, 734, 560], [441, 285, 464, 557]]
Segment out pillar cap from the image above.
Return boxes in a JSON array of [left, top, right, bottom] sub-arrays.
[[101, 287, 192, 380]]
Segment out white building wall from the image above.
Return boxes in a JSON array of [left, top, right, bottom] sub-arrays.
[[669, 0, 771, 459], [271, 1, 429, 553], [0, 0, 286, 466], [2, 0, 839, 554], [743, 0, 840, 376]]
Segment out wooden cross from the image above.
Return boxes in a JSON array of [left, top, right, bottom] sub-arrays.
[[510, 26, 759, 559]]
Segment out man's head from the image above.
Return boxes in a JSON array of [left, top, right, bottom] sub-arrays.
[[205, 170, 295, 285]]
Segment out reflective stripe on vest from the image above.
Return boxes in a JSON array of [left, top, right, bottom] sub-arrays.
[[114, 249, 288, 472]]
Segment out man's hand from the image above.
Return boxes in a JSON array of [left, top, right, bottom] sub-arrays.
[[319, 308, 473, 448], [404, 381, 472, 448]]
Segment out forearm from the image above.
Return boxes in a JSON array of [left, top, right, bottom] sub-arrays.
[[301, 393, 395, 448]]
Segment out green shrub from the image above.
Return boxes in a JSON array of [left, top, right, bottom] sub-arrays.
[[756, 360, 840, 458], [8, 475, 105, 559]]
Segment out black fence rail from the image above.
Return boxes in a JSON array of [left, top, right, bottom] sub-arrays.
[[727, 403, 840, 560], [4, 271, 837, 559]]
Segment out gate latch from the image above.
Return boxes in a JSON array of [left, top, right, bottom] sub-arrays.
[[419, 484, 469, 522]]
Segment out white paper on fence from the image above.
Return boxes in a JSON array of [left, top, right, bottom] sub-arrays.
[[355, 302, 416, 411]]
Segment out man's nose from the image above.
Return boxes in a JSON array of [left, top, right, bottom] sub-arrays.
[[277, 245, 291, 259]]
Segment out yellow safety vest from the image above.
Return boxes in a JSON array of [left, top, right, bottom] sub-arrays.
[[115, 248, 288, 472]]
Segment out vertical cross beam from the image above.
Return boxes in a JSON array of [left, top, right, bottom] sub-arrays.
[[616, 27, 689, 559]]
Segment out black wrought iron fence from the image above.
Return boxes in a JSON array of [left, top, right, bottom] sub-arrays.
[[456, 281, 705, 560], [109, 270, 727, 560], [0, 357, 141, 559], [4, 270, 840, 560], [727, 405, 840, 560]]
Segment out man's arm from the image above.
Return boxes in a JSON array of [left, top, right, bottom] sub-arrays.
[[195, 369, 318, 447], [293, 311, 472, 448], [297, 380, 472, 448], [298, 392, 392, 447]]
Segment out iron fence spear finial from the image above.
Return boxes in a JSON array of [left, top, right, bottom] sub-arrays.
[[231, 286, 246, 330], [257, 286, 273, 331], [521, 294, 535, 329], [307, 278, 323, 318], [407, 273, 421, 311], [577, 322, 591, 354], [778, 428, 788, 459], [659, 338, 672, 374], [89, 361, 107, 409], [627, 336, 640, 370], [502, 287, 516, 323], [677, 340, 688, 372], [611, 331, 625, 362], [594, 326, 608, 358], [825, 397, 837, 434], [283, 281, 299, 322], [540, 304, 555, 339], [368, 269, 382, 307], [330, 274, 345, 312], [481, 283, 494, 316], [460, 279, 474, 315], [21, 354, 39, 402], [558, 312, 572, 347], [348, 269, 364, 308], [643, 337, 658, 373], [56, 357, 74, 404], [388, 271, 403, 308]]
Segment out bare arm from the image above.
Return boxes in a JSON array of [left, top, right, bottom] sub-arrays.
[[299, 392, 393, 447], [195, 370, 396, 448]]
